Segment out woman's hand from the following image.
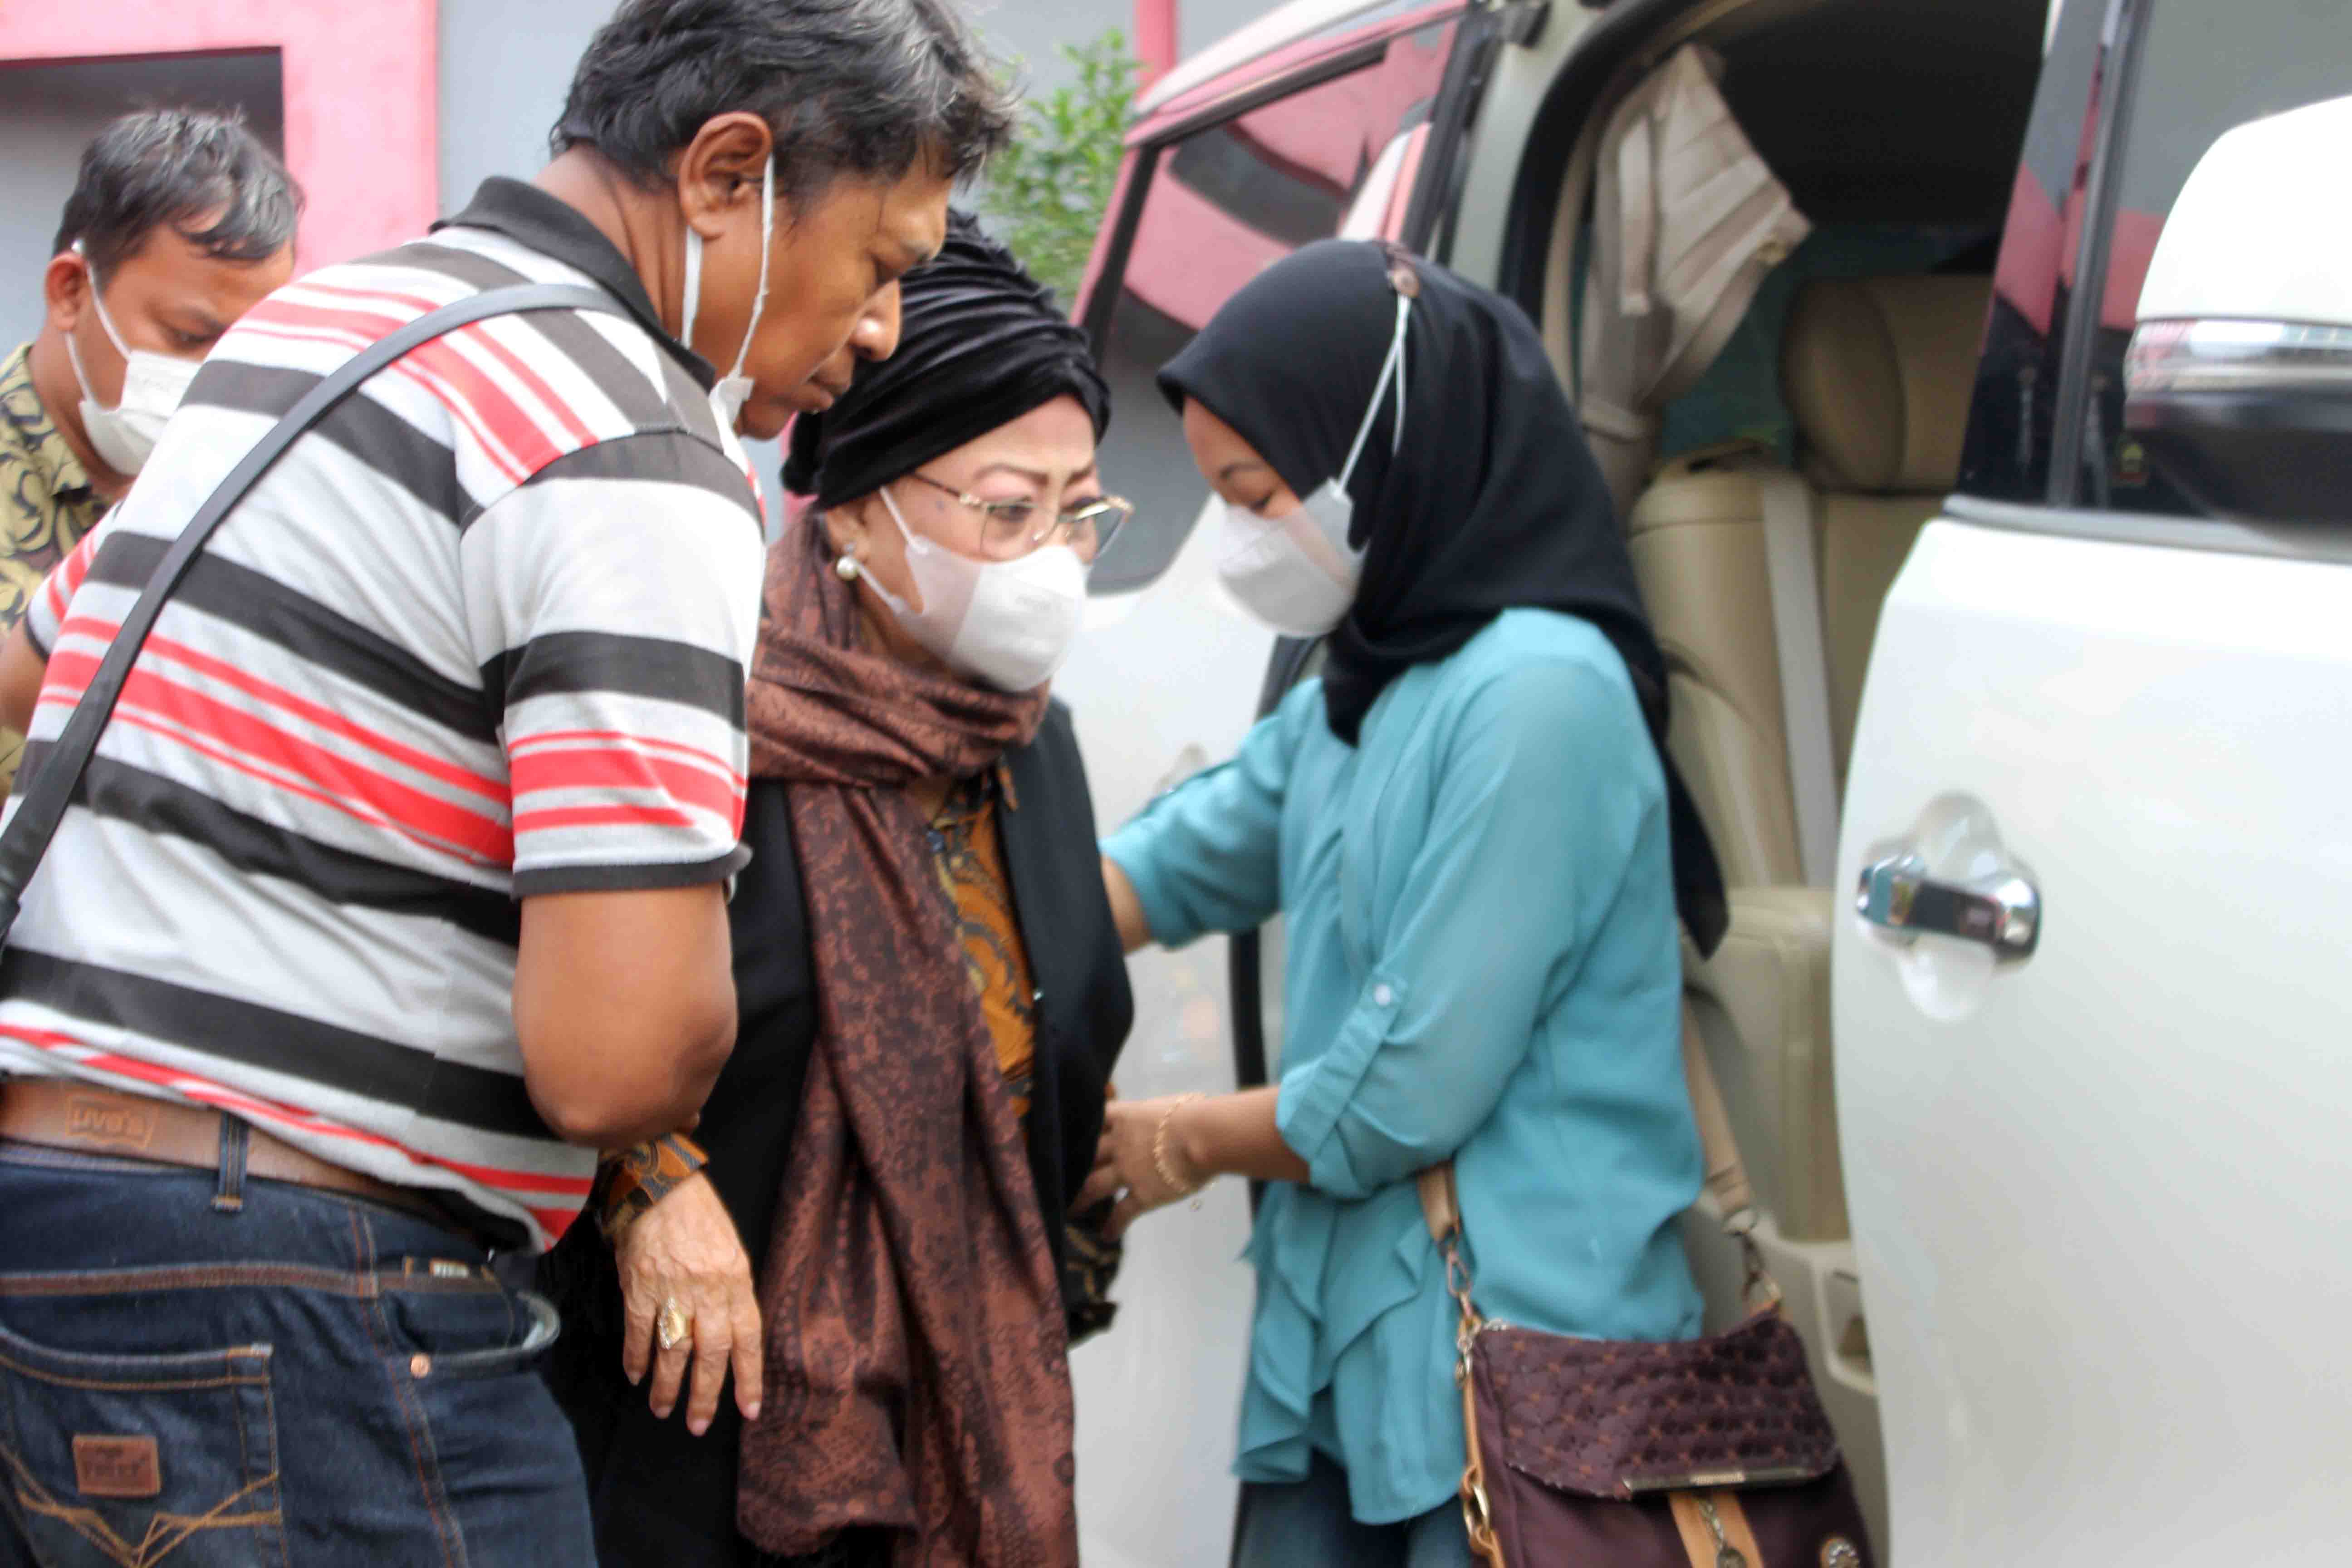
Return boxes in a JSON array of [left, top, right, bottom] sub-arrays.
[[1077, 1095, 1201, 1238], [1078, 1088, 1309, 1237], [614, 1171, 764, 1436]]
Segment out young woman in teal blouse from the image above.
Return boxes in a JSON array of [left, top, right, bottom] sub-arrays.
[[1083, 241, 1730, 1568]]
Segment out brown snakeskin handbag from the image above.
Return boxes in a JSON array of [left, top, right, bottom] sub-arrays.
[[1416, 1019, 1875, 1568]]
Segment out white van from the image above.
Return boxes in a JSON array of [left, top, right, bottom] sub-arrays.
[[1053, 2, 2352, 1563]]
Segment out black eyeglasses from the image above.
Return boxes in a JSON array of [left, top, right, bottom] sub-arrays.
[[902, 470, 1133, 561]]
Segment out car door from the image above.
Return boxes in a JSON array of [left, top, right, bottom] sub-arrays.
[[1834, 2, 2352, 1563], [1053, 10, 1499, 1564]]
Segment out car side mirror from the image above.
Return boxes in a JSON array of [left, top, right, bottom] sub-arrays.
[[2123, 93, 2352, 523]]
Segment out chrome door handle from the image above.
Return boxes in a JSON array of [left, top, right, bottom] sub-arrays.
[[1856, 853, 2041, 960]]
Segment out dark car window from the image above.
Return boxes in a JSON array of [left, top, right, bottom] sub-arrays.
[[1083, 18, 1459, 595], [2071, 0, 2347, 516], [1955, 0, 2110, 503]]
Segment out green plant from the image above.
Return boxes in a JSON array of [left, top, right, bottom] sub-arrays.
[[983, 29, 1141, 306]]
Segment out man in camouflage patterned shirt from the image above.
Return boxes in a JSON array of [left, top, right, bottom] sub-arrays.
[[0, 109, 297, 790], [0, 345, 106, 774]]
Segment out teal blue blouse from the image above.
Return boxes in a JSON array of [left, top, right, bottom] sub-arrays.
[[1102, 610, 1703, 1525]]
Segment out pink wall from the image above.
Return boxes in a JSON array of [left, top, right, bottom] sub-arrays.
[[0, 0, 439, 271]]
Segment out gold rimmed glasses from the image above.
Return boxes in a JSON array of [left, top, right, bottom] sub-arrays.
[[902, 470, 1133, 561]]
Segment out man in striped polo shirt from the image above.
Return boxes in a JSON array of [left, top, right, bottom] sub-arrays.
[[0, 0, 1010, 1559]]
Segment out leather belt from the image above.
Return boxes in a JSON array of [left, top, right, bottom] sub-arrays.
[[0, 1078, 476, 1238]]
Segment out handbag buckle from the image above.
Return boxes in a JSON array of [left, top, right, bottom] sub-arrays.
[[1442, 1234, 1485, 1375], [1625, 1464, 1823, 1494]]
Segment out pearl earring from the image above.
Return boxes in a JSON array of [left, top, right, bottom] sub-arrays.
[[835, 554, 861, 582]]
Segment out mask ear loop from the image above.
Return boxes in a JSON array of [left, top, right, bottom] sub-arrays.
[[1336, 290, 1414, 494], [680, 220, 705, 356], [69, 240, 136, 361], [1391, 293, 1409, 456], [725, 158, 777, 382], [1382, 251, 1419, 459], [678, 157, 774, 369], [862, 485, 945, 628]]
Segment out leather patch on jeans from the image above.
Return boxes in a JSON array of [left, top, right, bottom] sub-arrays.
[[72, 1435, 161, 1498], [64, 1095, 157, 1152]]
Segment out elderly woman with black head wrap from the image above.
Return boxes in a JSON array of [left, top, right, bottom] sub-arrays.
[[539, 211, 1134, 1568], [1085, 241, 1731, 1567]]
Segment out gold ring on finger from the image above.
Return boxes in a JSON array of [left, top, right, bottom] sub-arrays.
[[656, 1297, 691, 1351]]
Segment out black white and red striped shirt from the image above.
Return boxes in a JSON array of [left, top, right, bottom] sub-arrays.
[[0, 181, 767, 1247]]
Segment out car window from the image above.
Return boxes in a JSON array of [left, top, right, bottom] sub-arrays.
[[1084, 18, 1459, 594], [2074, 0, 2346, 515], [1955, 0, 2108, 502]]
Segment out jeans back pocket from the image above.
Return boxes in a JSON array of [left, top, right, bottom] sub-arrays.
[[0, 1317, 285, 1568]]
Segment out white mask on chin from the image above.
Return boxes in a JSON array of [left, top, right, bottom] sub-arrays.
[[679, 156, 776, 433], [865, 485, 1088, 694], [1214, 289, 1411, 638], [64, 245, 201, 476]]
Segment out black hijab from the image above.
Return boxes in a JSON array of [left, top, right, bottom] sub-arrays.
[[1159, 240, 1728, 954], [784, 209, 1109, 508]]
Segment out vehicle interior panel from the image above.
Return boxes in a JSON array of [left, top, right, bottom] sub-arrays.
[[1633, 274, 1993, 886], [1712, 0, 2048, 225], [1657, 223, 1992, 467], [1538, 10, 2039, 1546], [1626, 463, 1808, 889], [1561, 0, 2038, 903]]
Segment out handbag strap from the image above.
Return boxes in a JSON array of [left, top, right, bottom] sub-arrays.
[[1417, 1002, 1778, 1307], [0, 283, 626, 940]]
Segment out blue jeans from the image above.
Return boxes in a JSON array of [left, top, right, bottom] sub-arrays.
[[1233, 1451, 1473, 1568], [0, 1135, 593, 1566]]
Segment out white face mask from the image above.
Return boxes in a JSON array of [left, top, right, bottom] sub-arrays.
[[867, 486, 1088, 693], [1214, 290, 1411, 639], [63, 246, 201, 476], [679, 157, 776, 433]]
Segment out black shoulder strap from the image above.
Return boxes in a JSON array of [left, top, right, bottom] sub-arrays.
[[0, 282, 627, 937]]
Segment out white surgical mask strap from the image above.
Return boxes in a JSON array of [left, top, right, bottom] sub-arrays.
[[727, 157, 776, 382], [69, 240, 136, 364], [63, 317, 102, 409], [878, 483, 925, 555], [863, 486, 927, 618], [1392, 295, 1408, 456], [1336, 291, 1413, 491], [680, 222, 706, 356]]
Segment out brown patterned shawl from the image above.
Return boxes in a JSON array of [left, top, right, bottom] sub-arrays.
[[735, 520, 1078, 1566]]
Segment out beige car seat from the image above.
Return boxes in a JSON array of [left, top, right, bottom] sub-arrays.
[[1628, 273, 1991, 1244], [1631, 274, 1992, 891]]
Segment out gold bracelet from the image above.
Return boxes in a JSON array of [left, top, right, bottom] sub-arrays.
[[1152, 1093, 1207, 1197]]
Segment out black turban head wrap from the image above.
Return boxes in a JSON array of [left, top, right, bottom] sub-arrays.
[[784, 210, 1110, 510], [1157, 240, 1728, 954]]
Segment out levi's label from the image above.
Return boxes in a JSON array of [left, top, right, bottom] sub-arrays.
[[72, 1435, 161, 1498]]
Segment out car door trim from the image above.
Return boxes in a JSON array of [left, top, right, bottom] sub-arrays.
[[2045, 0, 2155, 508], [1943, 493, 2352, 567], [1403, 1, 1505, 259]]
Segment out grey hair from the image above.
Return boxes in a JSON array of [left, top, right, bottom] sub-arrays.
[[552, 0, 1016, 210], [53, 108, 302, 278]]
